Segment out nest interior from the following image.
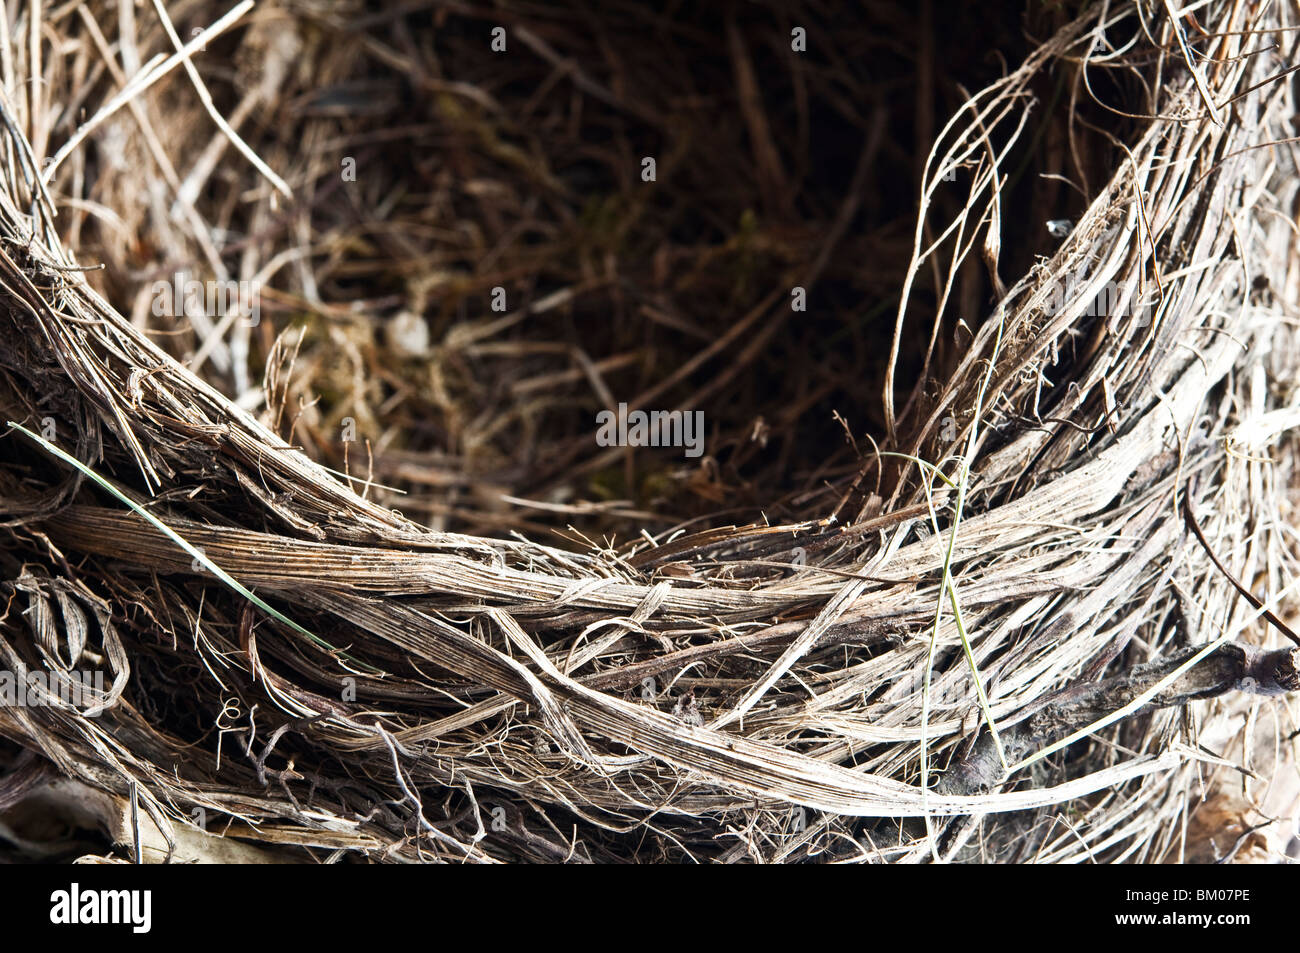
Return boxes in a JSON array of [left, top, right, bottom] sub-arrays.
[[0, 0, 1299, 863]]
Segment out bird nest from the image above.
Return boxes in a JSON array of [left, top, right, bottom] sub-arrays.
[[0, 0, 1298, 863]]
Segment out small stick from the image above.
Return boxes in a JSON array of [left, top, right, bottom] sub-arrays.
[[1182, 495, 1300, 646]]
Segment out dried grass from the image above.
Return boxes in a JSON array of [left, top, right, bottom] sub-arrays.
[[0, 0, 1298, 862]]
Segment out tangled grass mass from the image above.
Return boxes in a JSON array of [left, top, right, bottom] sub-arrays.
[[0, 0, 1299, 863]]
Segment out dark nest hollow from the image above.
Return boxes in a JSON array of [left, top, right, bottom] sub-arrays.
[[0, 0, 1298, 863]]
